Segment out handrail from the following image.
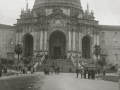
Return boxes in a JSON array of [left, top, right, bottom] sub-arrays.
[[33, 55, 45, 71], [70, 56, 81, 68], [39, 55, 45, 66], [34, 62, 38, 71], [70, 56, 76, 66]]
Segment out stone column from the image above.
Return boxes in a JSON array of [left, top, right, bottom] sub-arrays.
[[44, 30, 47, 51], [71, 30, 73, 51], [79, 31, 81, 51], [35, 31, 40, 50], [81, 29, 83, 53], [73, 30, 76, 51], [34, 31, 37, 51], [16, 33, 18, 44], [93, 33, 96, 60], [97, 34, 99, 45], [40, 30, 43, 51], [76, 30, 79, 51], [19, 32, 22, 44], [94, 33, 96, 45], [68, 30, 72, 51]]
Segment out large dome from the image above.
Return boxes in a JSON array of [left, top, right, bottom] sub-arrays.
[[34, 0, 82, 10]]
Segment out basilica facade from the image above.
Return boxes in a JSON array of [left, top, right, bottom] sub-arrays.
[[0, 0, 119, 66], [16, 0, 100, 60]]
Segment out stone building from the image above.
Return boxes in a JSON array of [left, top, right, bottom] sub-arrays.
[[16, 0, 99, 59], [0, 24, 15, 60], [1, 0, 120, 66]]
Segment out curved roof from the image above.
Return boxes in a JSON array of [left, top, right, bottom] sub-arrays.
[[34, 0, 82, 10]]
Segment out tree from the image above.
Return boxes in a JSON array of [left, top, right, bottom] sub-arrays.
[[0, 58, 7, 65], [97, 59, 106, 67], [93, 44, 101, 61], [23, 56, 32, 67], [14, 44, 22, 65]]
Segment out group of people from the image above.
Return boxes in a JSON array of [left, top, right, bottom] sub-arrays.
[[76, 67, 96, 79], [44, 62, 63, 75], [45, 55, 67, 59], [0, 61, 8, 77], [16, 65, 36, 75], [16, 66, 28, 75]]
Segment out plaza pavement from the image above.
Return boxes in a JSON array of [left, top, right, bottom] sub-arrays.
[[0, 71, 118, 90], [35, 72, 118, 90]]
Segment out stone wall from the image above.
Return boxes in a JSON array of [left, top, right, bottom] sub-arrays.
[[100, 26, 120, 66], [0, 26, 16, 59]]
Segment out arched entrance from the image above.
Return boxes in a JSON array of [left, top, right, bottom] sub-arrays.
[[49, 31, 66, 59], [82, 35, 91, 59], [23, 33, 33, 57]]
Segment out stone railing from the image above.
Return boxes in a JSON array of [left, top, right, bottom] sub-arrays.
[[70, 56, 76, 66], [34, 62, 38, 71], [70, 56, 82, 68], [33, 55, 45, 71], [39, 55, 45, 66]]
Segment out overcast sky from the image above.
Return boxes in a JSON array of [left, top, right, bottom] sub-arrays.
[[0, 0, 120, 26]]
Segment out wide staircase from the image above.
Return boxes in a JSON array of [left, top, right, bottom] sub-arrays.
[[37, 59, 76, 73]]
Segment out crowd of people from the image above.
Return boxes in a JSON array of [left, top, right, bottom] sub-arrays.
[[0, 61, 9, 77], [15, 66, 28, 75], [76, 67, 95, 79], [44, 62, 63, 75], [76, 66, 106, 79], [15, 65, 36, 75]]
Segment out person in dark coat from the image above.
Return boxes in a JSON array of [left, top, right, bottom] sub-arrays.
[[103, 68, 106, 76], [84, 68, 87, 79], [76, 67, 80, 78], [46, 66, 50, 75], [91, 68, 95, 79], [93, 68, 95, 79], [4, 66, 7, 73], [98, 68, 100, 75], [44, 66, 47, 75], [88, 68, 91, 79], [80, 68, 84, 78], [57, 66, 60, 74], [0, 62, 2, 77]]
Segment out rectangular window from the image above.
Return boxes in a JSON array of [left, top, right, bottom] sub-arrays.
[[115, 32, 117, 35], [10, 30, 13, 33], [115, 54, 118, 60], [102, 32, 105, 37], [115, 41, 118, 46], [102, 40, 105, 46], [10, 39, 13, 44]]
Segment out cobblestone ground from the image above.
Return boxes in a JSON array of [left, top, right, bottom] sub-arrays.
[[37, 72, 118, 90], [0, 72, 118, 90], [0, 74, 44, 90]]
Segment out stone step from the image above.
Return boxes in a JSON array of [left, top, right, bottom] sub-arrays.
[[37, 59, 76, 73]]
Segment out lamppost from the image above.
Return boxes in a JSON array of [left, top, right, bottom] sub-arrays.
[[15, 27, 22, 65]]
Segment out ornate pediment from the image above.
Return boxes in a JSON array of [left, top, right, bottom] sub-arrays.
[[47, 7, 69, 19], [22, 25, 35, 33], [52, 7, 63, 13], [50, 16, 66, 27]]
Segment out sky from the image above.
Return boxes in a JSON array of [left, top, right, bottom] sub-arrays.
[[0, 0, 120, 26]]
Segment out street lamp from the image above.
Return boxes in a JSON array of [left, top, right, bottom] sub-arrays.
[[14, 27, 22, 65]]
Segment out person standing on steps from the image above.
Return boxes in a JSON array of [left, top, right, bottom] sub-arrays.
[[0, 60, 3, 77], [76, 67, 80, 78], [88, 68, 90, 79], [84, 68, 87, 79], [117, 67, 120, 90]]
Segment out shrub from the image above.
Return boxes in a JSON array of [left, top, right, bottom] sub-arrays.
[[7, 60, 14, 65], [109, 66, 116, 70]]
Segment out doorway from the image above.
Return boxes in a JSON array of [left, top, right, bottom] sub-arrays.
[[82, 35, 91, 59], [54, 47, 61, 56]]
